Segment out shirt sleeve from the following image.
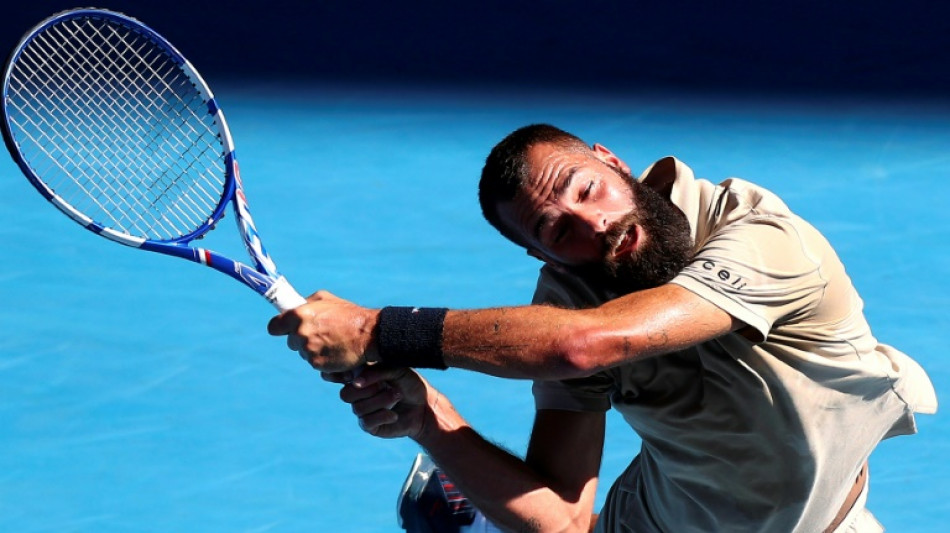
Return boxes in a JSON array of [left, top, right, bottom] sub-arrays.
[[671, 213, 828, 343]]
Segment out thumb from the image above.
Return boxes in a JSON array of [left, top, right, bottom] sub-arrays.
[[308, 289, 338, 302], [267, 310, 301, 336]]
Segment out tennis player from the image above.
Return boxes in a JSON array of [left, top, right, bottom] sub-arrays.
[[268, 124, 937, 532]]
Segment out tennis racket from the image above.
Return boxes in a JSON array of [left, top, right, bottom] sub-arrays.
[[1, 8, 307, 312]]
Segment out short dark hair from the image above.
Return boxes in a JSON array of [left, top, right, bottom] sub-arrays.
[[478, 124, 588, 246]]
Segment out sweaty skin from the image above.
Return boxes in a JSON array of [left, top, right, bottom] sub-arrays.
[[265, 140, 738, 532], [270, 136, 889, 532], [267, 283, 735, 378], [266, 141, 737, 379], [504, 143, 638, 267]]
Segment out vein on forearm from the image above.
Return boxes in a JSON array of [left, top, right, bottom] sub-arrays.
[[441, 303, 590, 379], [440, 284, 733, 380]]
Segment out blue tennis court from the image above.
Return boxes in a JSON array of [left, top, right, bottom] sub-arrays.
[[2, 1, 949, 530], [1, 82, 947, 532]]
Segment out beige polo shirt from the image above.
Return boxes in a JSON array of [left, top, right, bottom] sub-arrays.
[[531, 157, 937, 532]]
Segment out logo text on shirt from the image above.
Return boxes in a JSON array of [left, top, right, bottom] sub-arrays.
[[701, 260, 748, 290]]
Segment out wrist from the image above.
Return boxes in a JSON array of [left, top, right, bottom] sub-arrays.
[[375, 306, 449, 369], [414, 387, 464, 446], [362, 308, 382, 365]]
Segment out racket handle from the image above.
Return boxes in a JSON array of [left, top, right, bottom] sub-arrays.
[[265, 276, 308, 311]]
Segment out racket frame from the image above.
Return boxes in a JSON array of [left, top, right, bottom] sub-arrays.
[[0, 8, 303, 309]]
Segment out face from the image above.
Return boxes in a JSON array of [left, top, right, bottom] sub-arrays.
[[499, 142, 693, 293]]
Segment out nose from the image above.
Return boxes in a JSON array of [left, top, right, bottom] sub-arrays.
[[574, 208, 609, 238]]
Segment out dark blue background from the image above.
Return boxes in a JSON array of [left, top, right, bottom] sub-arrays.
[[3, 0, 949, 98], [2, 3, 948, 532]]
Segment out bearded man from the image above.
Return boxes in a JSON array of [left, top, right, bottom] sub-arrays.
[[268, 124, 936, 533]]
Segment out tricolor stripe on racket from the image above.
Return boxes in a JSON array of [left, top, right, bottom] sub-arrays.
[[1, 8, 306, 311]]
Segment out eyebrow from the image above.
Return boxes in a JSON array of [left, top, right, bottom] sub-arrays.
[[531, 166, 579, 242], [554, 166, 579, 199]]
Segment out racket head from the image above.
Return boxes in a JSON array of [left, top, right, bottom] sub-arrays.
[[0, 8, 235, 247]]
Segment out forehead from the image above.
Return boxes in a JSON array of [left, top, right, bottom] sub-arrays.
[[497, 142, 596, 245], [521, 142, 592, 195], [524, 141, 587, 176]]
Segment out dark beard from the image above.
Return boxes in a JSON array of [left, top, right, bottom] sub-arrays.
[[567, 171, 693, 295]]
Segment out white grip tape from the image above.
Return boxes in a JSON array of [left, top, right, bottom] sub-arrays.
[[265, 276, 308, 311]]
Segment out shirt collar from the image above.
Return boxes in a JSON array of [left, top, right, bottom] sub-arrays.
[[638, 156, 702, 245]]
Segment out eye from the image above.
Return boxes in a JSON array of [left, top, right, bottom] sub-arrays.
[[551, 219, 569, 244], [579, 180, 594, 201]]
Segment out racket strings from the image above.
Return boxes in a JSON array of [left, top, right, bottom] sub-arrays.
[[45, 19, 223, 229], [50, 19, 222, 236], [14, 36, 167, 231], [17, 26, 178, 226], [12, 33, 212, 240], [6, 15, 227, 241]]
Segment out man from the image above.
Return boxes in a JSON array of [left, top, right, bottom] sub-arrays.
[[268, 124, 937, 532]]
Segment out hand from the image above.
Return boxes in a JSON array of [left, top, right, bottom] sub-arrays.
[[322, 365, 433, 440], [267, 290, 380, 372]]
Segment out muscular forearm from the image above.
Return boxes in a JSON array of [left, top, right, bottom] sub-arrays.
[[270, 284, 734, 379], [416, 392, 595, 533], [441, 304, 585, 380], [441, 284, 721, 380]]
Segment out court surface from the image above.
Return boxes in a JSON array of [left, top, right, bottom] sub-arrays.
[[1, 83, 947, 532]]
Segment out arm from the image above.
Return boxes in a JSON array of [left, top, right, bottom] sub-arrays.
[[524, 409, 605, 533], [331, 365, 604, 533], [442, 283, 739, 379], [270, 283, 740, 379], [419, 399, 604, 533]]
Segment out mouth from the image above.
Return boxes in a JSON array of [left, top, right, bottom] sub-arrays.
[[611, 225, 639, 259]]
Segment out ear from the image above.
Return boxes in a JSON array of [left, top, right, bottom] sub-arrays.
[[527, 248, 569, 274], [591, 143, 631, 175]]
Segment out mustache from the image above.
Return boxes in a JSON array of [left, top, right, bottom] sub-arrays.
[[602, 209, 640, 258], [570, 174, 693, 295]]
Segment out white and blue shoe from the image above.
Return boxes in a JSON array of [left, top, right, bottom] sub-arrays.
[[397, 454, 502, 533]]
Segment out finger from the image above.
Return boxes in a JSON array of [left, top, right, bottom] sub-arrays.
[[307, 289, 332, 302], [322, 369, 364, 384], [305, 345, 352, 372], [287, 334, 304, 352], [339, 380, 390, 404], [267, 310, 301, 336], [358, 409, 399, 434], [350, 387, 402, 418], [321, 371, 354, 384], [350, 365, 410, 389]]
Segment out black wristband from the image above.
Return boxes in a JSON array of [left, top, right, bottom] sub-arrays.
[[376, 306, 449, 369]]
